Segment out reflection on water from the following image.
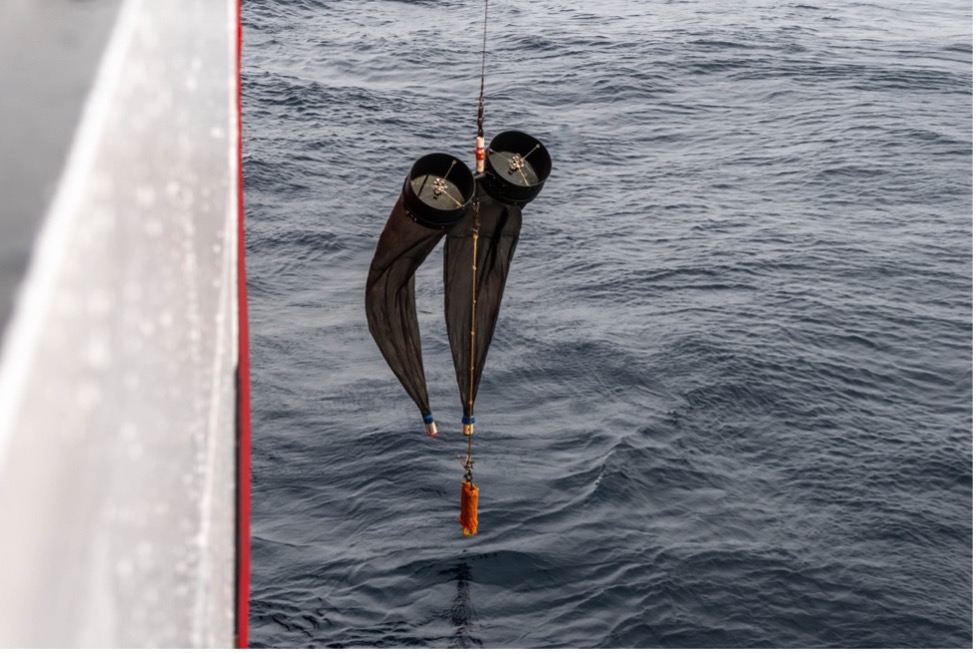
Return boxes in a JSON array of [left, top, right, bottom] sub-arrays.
[[448, 561, 481, 648]]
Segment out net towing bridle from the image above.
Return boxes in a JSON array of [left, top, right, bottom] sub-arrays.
[[450, 0, 553, 537], [367, 0, 552, 537]]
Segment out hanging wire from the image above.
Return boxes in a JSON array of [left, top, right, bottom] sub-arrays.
[[466, 206, 479, 424], [463, 200, 479, 477], [462, 0, 490, 484], [476, 0, 489, 139]]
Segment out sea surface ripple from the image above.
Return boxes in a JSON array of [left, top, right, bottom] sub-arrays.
[[242, 0, 972, 647]]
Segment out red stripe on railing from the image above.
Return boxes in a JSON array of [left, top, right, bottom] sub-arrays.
[[235, 0, 252, 647]]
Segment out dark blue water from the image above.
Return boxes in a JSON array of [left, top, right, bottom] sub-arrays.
[[242, 0, 972, 647]]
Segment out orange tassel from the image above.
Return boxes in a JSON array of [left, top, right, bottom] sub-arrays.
[[459, 480, 479, 536]]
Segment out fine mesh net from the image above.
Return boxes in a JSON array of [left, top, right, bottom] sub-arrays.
[[443, 183, 523, 418], [365, 196, 446, 418]]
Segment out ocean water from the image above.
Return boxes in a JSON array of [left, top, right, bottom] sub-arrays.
[[241, 0, 972, 647]]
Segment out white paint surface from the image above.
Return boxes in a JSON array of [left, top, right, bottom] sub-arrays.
[[0, 0, 240, 646]]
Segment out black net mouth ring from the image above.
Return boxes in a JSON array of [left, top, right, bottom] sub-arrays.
[[402, 153, 476, 229], [482, 130, 551, 206]]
